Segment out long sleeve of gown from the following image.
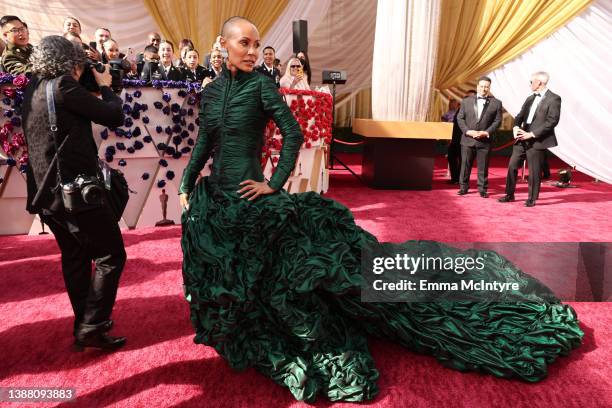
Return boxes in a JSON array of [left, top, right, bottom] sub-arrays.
[[179, 102, 213, 194], [260, 77, 304, 191]]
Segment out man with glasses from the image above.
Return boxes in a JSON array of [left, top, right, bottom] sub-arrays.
[[499, 71, 561, 207], [1, 15, 33, 75]]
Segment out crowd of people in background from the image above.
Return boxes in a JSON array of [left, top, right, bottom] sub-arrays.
[[0, 14, 313, 91]]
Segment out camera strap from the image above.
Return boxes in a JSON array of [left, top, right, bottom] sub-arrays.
[[45, 78, 69, 185], [30, 79, 70, 207]]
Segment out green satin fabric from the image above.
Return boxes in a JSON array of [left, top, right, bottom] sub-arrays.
[[180, 69, 583, 403]]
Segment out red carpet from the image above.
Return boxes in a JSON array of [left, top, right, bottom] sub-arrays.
[[1, 154, 610, 407]]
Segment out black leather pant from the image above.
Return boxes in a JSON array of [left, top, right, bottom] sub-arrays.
[[42, 206, 126, 336]]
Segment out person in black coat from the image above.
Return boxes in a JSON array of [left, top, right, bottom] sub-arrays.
[[22, 36, 127, 351], [255, 46, 280, 87], [499, 71, 561, 207], [140, 40, 181, 81], [180, 48, 210, 83], [456, 77, 503, 197]]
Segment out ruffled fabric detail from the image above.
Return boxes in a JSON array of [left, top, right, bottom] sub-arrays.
[[181, 180, 583, 402]]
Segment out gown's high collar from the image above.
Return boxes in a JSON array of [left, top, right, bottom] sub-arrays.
[[222, 63, 249, 81]]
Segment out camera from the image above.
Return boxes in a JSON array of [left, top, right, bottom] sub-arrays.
[[78, 49, 125, 93], [108, 58, 129, 93], [61, 175, 105, 213]]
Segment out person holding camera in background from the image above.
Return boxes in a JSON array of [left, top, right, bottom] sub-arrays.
[[140, 40, 180, 82], [279, 56, 309, 90], [22, 35, 127, 351]]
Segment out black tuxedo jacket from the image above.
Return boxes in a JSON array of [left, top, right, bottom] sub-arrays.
[[181, 65, 211, 83], [255, 64, 281, 87], [514, 90, 560, 150], [457, 95, 503, 147], [22, 75, 124, 213], [140, 62, 182, 82]]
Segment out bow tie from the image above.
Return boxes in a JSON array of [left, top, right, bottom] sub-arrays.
[[477, 96, 487, 100], [533, 93, 541, 97]]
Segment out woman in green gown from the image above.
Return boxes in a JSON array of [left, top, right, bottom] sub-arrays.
[[179, 17, 583, 403]]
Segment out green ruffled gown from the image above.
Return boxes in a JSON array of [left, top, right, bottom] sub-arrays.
[[179, 67, 583, 402]]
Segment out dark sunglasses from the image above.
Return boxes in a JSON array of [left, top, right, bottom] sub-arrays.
[[290, 65, 301, 68]]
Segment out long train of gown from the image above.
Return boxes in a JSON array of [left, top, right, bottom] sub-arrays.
[[181, 181, 583, 402]]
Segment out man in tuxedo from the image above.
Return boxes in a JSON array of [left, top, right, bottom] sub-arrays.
[[255, 46, 280, 87], [499, 71, 561, 207], [456, 77, 502, 198]]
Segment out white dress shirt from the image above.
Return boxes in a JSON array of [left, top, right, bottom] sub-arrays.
[[527, 88, 548, 124]]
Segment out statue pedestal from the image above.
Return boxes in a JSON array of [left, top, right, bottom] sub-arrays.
[[155, 219, 175, 227]]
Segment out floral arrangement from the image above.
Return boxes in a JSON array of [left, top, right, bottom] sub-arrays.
[[263, 88, 333, 167], [0, 73, 29, 173]]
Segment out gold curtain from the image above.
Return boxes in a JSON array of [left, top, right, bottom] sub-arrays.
[[142, 0, 288, 56], [428, 0, 592, 120]]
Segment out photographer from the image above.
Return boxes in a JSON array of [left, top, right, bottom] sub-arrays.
[[22, 35, 127, 351]]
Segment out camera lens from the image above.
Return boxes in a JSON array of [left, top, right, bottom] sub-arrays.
[[81, 183, 104, 205]]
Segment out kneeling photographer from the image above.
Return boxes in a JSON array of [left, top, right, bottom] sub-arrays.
[[22, 35, 127, 351]]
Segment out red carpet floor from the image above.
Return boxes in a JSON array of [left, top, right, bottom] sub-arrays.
[[1, 154, 610, 407]]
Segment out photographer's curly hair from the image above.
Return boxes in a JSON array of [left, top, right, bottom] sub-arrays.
[[30, 35, 86, 79]]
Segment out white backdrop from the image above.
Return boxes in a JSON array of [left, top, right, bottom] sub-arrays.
[[371, 0, 440, 121], [488, 0, 612, 183], [0, 0, 161, 52]]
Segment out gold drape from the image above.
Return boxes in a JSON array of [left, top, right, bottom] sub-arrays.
[[142, 0, 288, 56], [429, 0, 592, 120]]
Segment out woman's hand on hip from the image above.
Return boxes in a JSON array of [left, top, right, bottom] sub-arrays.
[[180, 193, 190, 210], [238, 180, 276, 201]]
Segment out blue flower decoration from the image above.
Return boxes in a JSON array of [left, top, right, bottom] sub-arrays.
[[4, 109, 13, 118], [19, 164, 28, 173], [165, 146, 176, 155], [3, 98, 11, 106], [181, 146, 191, 154], [122, 104, 132, 114], [142, 116, 150, 124], [115, 128, 126, 137], [124, 130, 132, 139], [162, 106, 170, 115], [154, 101, 163, 109], [131, 110, 140, 120], [164, 126, 172, 135], [157, 143, 167, 151], [142, 172, 150, 180], [11, 117, 21, 127], [133, 127, 141, 137], [134, 90, 142, 98], [105, 153, 114, 163], [116, 142, 126, 150], [187, 108, 194, 116], [118, 159, 127, 166], [187, 96, 196, 105], [172, 135, 182, 145], [179, 108, 187, 116], [6, 158, 16, 166], [141, 103, 148, 112], [172, 151, 182, 159], [166, 170, 175, 180], [13, 106, 22, 115], [178, 90, 187, 97], [125, 94, 133, 102], [100, 129, 109, 140], [124, 117, 133, 128], [187, 138, 194, 146], [134, 140, 144, 150], [156, 125, 163, 134], [172, 124, 181, 133], [188, 123, 195, 131], [159, 159, 168, 167], [127, 147, 135, 154], [162, 93, 171, 102], [143, 135, 153, 143], [157, 180, 166, 188], [180, 118, 186, 126], [105, 146, 116, 155], [195, 118, 200, 126], [172, 115, 181, 124], [171, 103, 180, 113]]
